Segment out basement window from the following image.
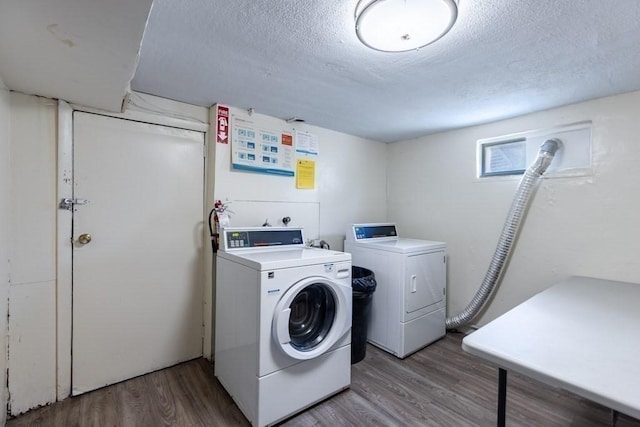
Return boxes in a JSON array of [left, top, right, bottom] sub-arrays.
[[479, 138, 526, 177]]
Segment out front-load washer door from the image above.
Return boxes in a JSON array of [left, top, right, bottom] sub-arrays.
[[273, 277, 351, 360]]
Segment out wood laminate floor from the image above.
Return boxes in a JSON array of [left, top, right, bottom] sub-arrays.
[[8, 333, 640, 426]]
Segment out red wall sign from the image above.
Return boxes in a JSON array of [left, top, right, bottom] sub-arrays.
[[216, 105, 229, 144]]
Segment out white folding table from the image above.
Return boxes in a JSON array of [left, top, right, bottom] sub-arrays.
[[462, 276, 640, 426]]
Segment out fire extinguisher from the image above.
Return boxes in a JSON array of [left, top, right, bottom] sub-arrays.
[[208, 200, 229, 253], [208, 200, 222, 253]]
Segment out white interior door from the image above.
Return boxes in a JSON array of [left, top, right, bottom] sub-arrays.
[[72, 112, 204, 395]]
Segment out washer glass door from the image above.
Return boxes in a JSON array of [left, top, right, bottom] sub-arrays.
[[273, 277, 350, 360], [289, 283, 335, 351]]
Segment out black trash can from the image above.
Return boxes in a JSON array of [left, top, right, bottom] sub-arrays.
[[351, 266, 377, 364]]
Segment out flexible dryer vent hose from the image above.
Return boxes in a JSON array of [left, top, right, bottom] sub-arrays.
[[445, 139, 560, 330]]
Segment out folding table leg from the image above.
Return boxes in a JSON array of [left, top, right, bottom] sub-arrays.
[[497, 368, 507, 427], [611, 409, 619, 426]]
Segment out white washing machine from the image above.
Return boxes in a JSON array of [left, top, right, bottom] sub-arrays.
[[215, 227, 352, 427], [344, 223, 446, 358]]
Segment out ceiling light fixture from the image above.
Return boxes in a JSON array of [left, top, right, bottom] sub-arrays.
[[355, 0, 458, 53]]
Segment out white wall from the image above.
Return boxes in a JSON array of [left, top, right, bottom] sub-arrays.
[[210, 106, 388, 251], [8, 93, 58, 414], [0, 76, 11, 425], [208, 105, 388, 355], [388, 90, 640, 328]]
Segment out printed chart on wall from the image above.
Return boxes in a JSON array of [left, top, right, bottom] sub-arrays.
[[295, 130, 319, 156], [231, 117, 295, 176], [295, 130, 318, 189]]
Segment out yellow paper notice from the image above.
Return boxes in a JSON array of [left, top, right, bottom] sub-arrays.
[[296, 159, 315, 189]]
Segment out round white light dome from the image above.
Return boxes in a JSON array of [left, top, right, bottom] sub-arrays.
[[355, 0, 458, 52]]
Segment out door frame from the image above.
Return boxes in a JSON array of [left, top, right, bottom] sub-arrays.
[[56, 96, 211, 400]]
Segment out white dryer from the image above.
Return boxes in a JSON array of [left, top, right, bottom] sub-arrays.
[[215, 227, 352, 427], [344, 223, 446, 358]]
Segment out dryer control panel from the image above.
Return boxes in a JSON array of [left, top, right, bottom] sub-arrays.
[[346, 223, 398, 241]]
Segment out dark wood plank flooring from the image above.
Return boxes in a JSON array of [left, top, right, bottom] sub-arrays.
[[8, 333, 640, 426]]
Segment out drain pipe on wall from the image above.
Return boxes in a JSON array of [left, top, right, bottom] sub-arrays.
[[446, 139, 561, 331]]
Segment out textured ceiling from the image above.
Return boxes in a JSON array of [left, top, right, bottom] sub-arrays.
[[132, 0, 640, 142], [2, 1, 639, 143]]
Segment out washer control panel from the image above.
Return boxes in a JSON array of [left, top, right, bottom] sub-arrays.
[[221, 227, 305, 251]]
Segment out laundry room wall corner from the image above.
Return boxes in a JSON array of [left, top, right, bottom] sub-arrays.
[[317, 128, 388, 251], [0, 76, 11, 424], [209, 105, 388, 249], [8, 93, 58, 415], [388, 90, 640, 329]]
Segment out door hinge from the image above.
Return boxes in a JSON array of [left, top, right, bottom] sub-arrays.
[[59, 198, 89, 211]]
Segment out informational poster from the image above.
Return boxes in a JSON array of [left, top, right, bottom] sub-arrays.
[[231, 119, 295, 176], [295, 130, 319, 156], [296, 159, 316, 189]]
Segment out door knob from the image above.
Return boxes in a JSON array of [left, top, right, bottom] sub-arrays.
[[78, 233, 92, 245]]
